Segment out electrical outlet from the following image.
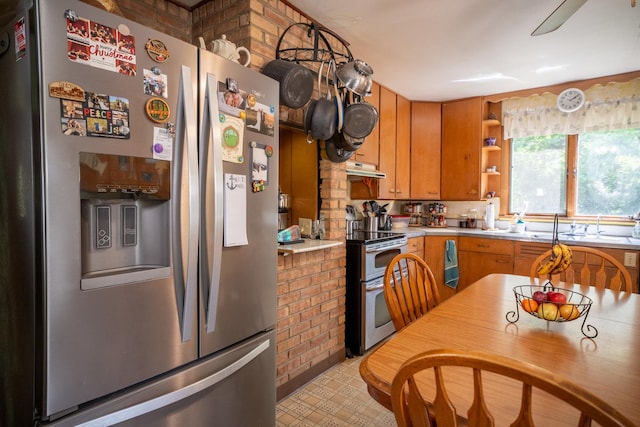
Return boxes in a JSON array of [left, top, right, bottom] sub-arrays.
[[624, 252, 637, 268]]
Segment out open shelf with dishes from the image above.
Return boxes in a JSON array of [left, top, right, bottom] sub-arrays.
[[480, 104, 502, 200]]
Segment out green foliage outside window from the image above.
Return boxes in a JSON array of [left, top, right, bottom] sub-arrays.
[[577, 128, 640, 216], [511, 128, 640, 217], [511, 135, 567, 215]]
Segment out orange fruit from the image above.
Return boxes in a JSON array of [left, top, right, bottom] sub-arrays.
[[521, 298, 538, 313], [559, 303, 580, 320]]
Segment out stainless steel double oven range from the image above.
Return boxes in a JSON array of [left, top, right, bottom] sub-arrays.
[[346, 231, 407, 356]]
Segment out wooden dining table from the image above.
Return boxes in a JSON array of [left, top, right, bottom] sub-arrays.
[[360, 273, 640, 426]]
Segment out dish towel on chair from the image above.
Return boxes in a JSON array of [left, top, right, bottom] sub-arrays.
[[444, 239, 459, 289]]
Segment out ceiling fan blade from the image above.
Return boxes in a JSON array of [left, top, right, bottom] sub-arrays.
[[531, 0, 588, 36]]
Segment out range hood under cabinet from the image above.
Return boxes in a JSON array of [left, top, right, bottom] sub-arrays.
[[346, 161, 386, 179]]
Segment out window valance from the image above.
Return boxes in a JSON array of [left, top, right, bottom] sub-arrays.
[[502, 77, 640, 139]]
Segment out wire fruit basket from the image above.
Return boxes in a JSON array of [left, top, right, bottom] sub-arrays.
[[506, 283, 598, 338]]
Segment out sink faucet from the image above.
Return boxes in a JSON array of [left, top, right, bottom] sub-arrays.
[[569, 220, 588, 235], [595, 215, 601, 236]]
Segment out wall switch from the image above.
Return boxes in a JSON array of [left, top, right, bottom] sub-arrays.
[[624, 252, 637, 267]]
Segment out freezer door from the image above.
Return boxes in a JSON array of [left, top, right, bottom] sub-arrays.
[[48, 331, 276, 427], [36, 0, 199, 418], [198, 50, 279, 357], [0, 8, 38, 427]]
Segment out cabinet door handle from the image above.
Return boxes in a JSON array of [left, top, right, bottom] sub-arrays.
[[496, 259, 510, 263], [477, 244, 489, 248]]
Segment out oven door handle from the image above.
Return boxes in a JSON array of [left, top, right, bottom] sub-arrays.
[[366, 283, 385, 291], [365, 242, 406, 253]]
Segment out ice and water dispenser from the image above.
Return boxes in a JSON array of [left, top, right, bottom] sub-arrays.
[[80, 152, 171, 289]]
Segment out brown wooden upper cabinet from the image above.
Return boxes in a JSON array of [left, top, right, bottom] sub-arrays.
[[353, 82, 380, 166], [441, 97, 483, 200], [410, 102, 441, 200], [378, 87, 410, 199]]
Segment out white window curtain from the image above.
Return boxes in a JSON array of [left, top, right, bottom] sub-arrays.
[[502, 77, 640, 139]]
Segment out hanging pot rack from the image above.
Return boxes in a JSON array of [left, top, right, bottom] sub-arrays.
[[275, 22, 354, 65]]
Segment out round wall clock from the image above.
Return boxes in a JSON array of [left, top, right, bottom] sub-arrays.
[[557, 87, 585, 113]]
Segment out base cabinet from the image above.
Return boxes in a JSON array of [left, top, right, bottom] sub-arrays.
[[407, 236, 424, 260], [457, 237, 514, 291], [424, 235, 458, 302]]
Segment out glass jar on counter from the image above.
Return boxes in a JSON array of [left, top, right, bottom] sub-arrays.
[[633, 220, 640, 239], [459, 214, 468, 228], [467, 209, 478, 229]]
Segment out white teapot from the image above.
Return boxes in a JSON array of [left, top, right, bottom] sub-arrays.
[[210, 34, 251, 67]]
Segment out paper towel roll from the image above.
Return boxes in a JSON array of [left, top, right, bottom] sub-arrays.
[[485, 203, 495, 229]]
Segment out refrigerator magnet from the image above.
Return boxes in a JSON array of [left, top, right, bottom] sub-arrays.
[[145, 97, 170, 123], [220, 114, 244, 163], [250, 142, 269, 192], [49, 81, 86, 102], [145, 39, 170, 62], [143, 68, 168, 98]]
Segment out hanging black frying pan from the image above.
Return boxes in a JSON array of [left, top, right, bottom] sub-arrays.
[[334, 130, 363, 152], [325, 133, 354, 163], [304, 98, 317, 143], [311, 61, 337, 141], [342, 91, 378, 140]]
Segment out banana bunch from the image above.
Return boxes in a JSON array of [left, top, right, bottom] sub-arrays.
[[536, 243, 573, 276]]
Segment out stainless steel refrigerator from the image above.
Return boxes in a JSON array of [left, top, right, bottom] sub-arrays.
[[0, 1, 278, 425]]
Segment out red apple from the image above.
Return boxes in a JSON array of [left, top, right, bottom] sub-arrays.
[[548, 292, 567, 306], [532, 291, 548, 304]]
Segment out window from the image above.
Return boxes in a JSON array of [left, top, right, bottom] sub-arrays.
[[511, 135, 566, 215], [577, 128, 640, 215], [510, 128, 640, 217]]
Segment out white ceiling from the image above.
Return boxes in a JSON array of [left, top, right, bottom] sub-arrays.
[[3, 1, 636, 101], [284, 0, 640, 101]]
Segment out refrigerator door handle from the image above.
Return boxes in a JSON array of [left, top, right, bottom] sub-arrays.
[[172, 65, 199, 342], [199, 73, 224, 334], [74, 339, 271, 427]]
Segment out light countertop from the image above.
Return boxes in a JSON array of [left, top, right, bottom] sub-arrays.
[[278, 238, 343, 256], [389, 226, 640, 250]]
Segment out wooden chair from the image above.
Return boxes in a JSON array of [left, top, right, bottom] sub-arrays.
[[383, 253, 440, 331], [530, 245, 632, 292], [390, 348, 635, 427]]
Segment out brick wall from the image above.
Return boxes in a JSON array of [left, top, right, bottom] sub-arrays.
[[81, 0, 192, 41], [82, 0, 349, 401], [244, 1, 349, 399]]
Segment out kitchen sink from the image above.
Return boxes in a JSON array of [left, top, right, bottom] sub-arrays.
[[522, 232, 628, 245]]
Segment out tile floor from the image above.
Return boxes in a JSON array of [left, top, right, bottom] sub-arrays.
[[275, 354, 397, 426]]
